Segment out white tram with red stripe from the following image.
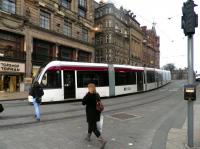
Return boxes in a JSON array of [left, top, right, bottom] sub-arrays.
[[28, 61, 171, 103]]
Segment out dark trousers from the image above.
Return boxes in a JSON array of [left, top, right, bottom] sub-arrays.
[[88, 121, 101, 138]]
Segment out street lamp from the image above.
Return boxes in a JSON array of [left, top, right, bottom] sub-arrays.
[[94, 27, 99, 32]]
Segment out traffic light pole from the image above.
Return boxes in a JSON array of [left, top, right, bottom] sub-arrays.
[[187, 35, 194, 147]]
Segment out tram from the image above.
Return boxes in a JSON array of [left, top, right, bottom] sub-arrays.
[[28, 61, 171, 103]]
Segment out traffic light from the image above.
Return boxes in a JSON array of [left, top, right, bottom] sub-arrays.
[[181, 0, 198, 36]]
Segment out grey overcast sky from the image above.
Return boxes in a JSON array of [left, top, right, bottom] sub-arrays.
[[95, 0, 200, 72]]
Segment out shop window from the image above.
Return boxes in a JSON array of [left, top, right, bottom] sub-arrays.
[[0, 0, 16, 14], [77, 71, 109, 87], [33, 39, 54, 61], [41, 70, 61, 89], [78, 51, 90, 62], [40, 10, 50, 29], [59, 46, 73, 61]]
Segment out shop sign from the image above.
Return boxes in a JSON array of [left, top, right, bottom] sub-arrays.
[[0, 61, 25, 73]]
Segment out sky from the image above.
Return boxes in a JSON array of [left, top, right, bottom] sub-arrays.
[[95, 0, 200, 72]]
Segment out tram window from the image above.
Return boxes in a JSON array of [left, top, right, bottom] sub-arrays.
[[115, 71, 136, 85], [159, 73, 163, 81], [147, 71, 155, 83], [41, 70, 61, 88], [77, 71, 109, 87]]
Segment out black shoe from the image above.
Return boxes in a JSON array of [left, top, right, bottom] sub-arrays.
[[100, 140, 107, 149], [36, 118, 40, 122], [98, 136, 107, 149], [85, 133, 91, 141]]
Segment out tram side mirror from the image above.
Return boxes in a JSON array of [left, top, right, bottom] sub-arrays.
[[184, 84, 196, 101]]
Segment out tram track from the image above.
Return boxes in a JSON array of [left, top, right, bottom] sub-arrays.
[[1, 84, 177, 120], [0, 84, 181, 130]]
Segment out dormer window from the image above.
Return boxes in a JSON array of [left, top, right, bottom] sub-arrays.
[[78, 0, 87, 9], [60, 0, 71, 10], [78, 0, 87, 18]]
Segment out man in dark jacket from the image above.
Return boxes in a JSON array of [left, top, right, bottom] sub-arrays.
[[82, 83, 106, 148], [30, 81, 44, 121]]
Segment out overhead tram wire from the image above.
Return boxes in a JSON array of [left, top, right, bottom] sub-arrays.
[[106, 0, 180, 43]]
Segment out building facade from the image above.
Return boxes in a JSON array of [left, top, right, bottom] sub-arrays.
[[141, 25, 160, 68], [94, 1, 160, 68], [94, 2, 143, 66], [0, 0, 95, 92]]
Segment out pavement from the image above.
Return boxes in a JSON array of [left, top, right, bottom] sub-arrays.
[[0, 91, 28, 101], [166, 83, 200, 149]]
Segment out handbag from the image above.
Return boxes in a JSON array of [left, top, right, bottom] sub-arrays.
[[96, 100, 104, 112]]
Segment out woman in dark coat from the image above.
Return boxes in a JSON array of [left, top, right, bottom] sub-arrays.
[[82, 83, 106, 147]]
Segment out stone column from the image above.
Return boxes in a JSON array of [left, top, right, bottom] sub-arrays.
[[75, 49, 79, 61], [24, 28, 33, 91], [55, 43, 59, 60], [91, 51, 95, 62], [20, 0, 24, 16]]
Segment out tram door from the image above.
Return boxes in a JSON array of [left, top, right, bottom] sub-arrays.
[[64, 71, 75, 99], [137, 71, 144, 91]]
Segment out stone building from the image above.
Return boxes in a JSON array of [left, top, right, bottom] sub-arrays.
[[94, 2, 143, 66], [94, 1, 160, 68], [141, 25, 160, 68], [0, 0, 95, 92]]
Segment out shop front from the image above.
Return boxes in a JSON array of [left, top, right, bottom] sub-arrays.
[[0, 61, 25, 92]]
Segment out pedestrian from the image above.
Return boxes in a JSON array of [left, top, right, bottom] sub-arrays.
[[29, 81, 44, 121], [82, 83, 106, 148]]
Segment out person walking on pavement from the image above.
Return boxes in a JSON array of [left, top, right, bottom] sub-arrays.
[[82, 83, 106, 148], [29, 81, 44, 121]]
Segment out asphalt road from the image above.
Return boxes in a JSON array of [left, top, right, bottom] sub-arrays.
[[0, 81, 188, 149]]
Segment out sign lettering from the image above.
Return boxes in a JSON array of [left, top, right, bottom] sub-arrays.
[[0, 61, 25, 73]]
